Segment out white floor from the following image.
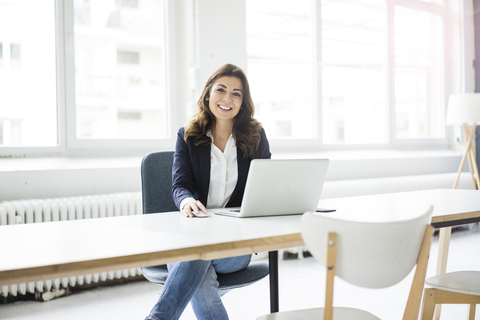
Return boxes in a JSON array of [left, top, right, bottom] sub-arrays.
[[1, 225, 479, 320]]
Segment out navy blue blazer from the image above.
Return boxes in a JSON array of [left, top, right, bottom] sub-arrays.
[[172, 127, 271, 209]]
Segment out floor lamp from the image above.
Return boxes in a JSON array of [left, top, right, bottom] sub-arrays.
[[446, 93, 480, 190]]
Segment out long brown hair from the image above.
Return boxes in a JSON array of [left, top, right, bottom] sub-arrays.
[[184, 64, 263, 157]]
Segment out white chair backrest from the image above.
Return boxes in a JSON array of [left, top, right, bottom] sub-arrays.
[[300, 205, 433, 288]]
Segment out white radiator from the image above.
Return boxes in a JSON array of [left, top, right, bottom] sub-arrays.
[[0, 192, 143, 300]]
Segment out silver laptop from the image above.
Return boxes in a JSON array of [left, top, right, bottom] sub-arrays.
[[210, 159, 329, 218]]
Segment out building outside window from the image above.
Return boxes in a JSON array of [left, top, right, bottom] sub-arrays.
[[246, 0, 315, 139], [0, 0, 57, 147], [73, 0, 167, 140], [246, 0, 447, 145]]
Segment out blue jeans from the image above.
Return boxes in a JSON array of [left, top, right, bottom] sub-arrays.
[[145, 254, 252, 320]]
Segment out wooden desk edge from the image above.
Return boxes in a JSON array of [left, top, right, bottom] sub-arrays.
[[431, 211, 480, 228], [0, 234, 304, 286]]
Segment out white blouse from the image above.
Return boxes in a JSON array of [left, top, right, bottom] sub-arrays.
[[206, 132, 238, 208], [179, 132, 238, 210]]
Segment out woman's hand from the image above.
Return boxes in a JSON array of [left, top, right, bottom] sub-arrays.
[[182, 200, 208, 218]]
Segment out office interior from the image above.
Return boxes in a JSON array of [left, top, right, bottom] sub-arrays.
[[1, 0, 480, 319]]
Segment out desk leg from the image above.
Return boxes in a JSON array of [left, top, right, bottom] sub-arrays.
[[269, 251, 279, 313], [433, 227, 451, 320]]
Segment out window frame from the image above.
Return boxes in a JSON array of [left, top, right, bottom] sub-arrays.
[[388, 0, 449, 147], [262, 0, 454, 153], [0, 0, 471, 157], [64, 0, 178, 151], [0, 0, 178, 156]]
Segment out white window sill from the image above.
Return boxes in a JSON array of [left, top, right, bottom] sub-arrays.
[[0, 156, 143, 172], [0, 149, 462, 180], [273, 148, 463, 180], [0, 148, 464, 202]]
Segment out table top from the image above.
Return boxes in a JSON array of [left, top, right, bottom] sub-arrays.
[[0, 211, 304, 286], [1, 188, 479, 286], [319, 188, 480, 228]]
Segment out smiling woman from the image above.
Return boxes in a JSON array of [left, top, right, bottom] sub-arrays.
[[184, 64, 264, 158], [143, 63, 272, 320], [207, 77, 243, 128]]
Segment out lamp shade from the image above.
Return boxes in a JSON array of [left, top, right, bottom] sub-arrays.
[[446, 93, 480, 125]]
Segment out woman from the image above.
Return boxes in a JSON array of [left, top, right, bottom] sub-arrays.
[[145, 64, 271, 320]]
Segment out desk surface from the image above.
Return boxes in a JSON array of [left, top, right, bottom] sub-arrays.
[[0, 212, 304, 286], [1, 188, 479, 287], [319, 188, 480, 228]]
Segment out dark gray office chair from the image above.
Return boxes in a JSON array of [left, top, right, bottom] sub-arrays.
[[140, 151, 270, 293]]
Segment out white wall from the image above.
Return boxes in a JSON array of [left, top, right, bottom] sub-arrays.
[[196, 0, 247, 83]]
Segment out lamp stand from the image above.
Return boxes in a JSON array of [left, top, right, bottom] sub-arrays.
[[453, 123, 479, 190]]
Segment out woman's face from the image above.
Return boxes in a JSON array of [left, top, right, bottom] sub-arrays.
[[208, 76, 243, 125]]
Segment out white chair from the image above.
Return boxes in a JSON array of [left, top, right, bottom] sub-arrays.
[[257, 205, 434, 320], [421, 271, 480, 320]]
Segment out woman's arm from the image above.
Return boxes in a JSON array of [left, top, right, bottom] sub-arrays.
[[171, 128, 208, 217], [172, 128, 195, 209]]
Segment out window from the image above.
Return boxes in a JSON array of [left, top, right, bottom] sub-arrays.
[[73, 0, 167, 141], [0, 0, 466, 155], [246, 0, 315, 140], [321, 0, 386, 144], [246, 0, 448, 146], [0, 0, 57, 147], [393, 5, 444, 140]]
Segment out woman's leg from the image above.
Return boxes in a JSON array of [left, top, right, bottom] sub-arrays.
[[213, 254, 251, 274], [145, 255, 252, 320], [190, 264, 229, 320], [190, 254, 252, 320], [145, 260, 211, 320]]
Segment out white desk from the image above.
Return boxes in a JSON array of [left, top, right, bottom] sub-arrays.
[[1, 188, 479, 312], [319, 188, 480, 228], [0, 212, 303, 286], [319, 189, 480, 269]]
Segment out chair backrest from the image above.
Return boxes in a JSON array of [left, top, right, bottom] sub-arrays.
[[301, 205, 434, 288], [141, 151, 178, 214]]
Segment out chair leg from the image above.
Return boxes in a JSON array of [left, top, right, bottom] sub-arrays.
[[467, 304, 476, 320], [404, 225, 433, 320], [432, 298, 443, 320], [324, 232, 337, 320], [420, 288, 437, 320]]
